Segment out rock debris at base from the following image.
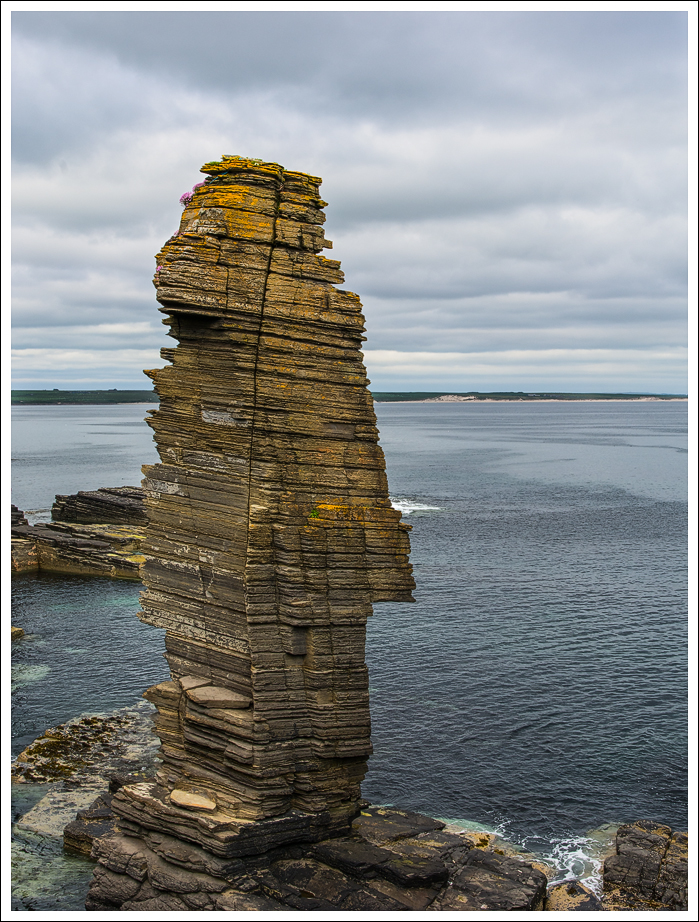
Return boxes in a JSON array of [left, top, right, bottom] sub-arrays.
[[545, 879, 604, 910], [13, 715, 689, 910], [12, 703, 161, 787], [85, 805, 549, 912]]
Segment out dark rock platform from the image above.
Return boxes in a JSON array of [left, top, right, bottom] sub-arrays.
[[51, 486, 147, 527], [85, 805, 549, 911]]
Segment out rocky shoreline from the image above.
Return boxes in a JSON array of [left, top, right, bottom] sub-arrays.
[[11, 484, 689, 910], [85, 803, 551, 912], [9, 709, 687, 912]]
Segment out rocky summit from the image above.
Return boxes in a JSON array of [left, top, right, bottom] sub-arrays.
[[86, 156, 416, 908]]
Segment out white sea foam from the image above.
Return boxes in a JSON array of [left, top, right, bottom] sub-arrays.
[[25, 508, 52, 525], [541, 836, 601, 892], [390, 498, 441, 515], [543, 842, 603, 895], [521, 825, 617, 895], [437, 819, 616, 896], [439, 816, 508, 838]]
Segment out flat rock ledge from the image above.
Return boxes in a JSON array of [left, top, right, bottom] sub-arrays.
[[11, 496, 146, 580], [81, 802, 689, 911], [85, 805, 549, 911], [51, 487, 147, 527]]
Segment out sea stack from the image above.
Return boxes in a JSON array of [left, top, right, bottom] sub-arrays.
[[101, 157, 414, 866]]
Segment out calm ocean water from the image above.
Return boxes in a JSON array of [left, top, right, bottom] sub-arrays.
[[11, 400, 687, 902]]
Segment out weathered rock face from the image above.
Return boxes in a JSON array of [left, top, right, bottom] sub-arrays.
[[12, 505, 29, 528], [112, 157, 414, 856], [603, 820, 688, 910]]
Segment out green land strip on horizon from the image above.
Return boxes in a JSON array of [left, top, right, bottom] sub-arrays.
[[11, 389, 686, 405], [11, 390, 158, 405]]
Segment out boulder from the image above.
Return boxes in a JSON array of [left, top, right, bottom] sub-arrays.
[[546, 879, 604, 910], [603, 820, 687, 910]]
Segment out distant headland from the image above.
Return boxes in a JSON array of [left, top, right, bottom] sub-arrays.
[[11, 389, 687, 405]]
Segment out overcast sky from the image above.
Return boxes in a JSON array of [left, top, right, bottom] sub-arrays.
[[9, 8, 689, 392]]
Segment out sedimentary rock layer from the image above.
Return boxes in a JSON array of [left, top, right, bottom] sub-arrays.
[[51, 487, 147, 527], [111, 156, 414, 855], [12, 505, 29, 528], [11, 503, 145, 580]]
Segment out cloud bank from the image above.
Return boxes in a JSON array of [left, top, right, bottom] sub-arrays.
[[11, 10, 688, 392]]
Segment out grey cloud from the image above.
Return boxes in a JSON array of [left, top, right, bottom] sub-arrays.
[[12, 255, 157, 329], [12, 11, 686, 113], [11, 36, 156, 164], [337, 207, 687, 303], [11, 323, 163, 351], [361, 292, 686, 354], [12, 12, 687, 165], [10, 11, 688, 392], [363, 317, 687, 355], [323, 128, 687, 231]]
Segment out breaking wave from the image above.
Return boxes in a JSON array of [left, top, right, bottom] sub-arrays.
[[439, 819, 616, 895], [390, 498, 441, 515]]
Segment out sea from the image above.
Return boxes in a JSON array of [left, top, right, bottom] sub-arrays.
[[10, 399, 688, 908]]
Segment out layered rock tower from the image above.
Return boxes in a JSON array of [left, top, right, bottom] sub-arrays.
[[111, 156, 414, 857]]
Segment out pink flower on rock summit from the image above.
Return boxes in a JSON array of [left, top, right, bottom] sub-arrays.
[[180, 182, 207, 207]]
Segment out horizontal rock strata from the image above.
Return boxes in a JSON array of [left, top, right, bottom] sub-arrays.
[[12, 505, 29, 528], [11, 498, 146, 579], [51, 486, 148, 527], [85, 805, 548, 911], [11, 506, 39, 574], [86, 155, 415, 905]]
